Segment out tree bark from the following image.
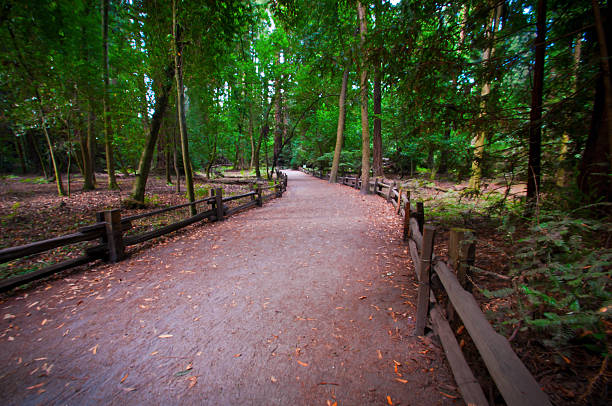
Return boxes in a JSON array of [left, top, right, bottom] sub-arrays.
[[87, 96, 97, 187], [38, 97, 65, 196], [172, 0, 196, 215], [129, 64, 174, 204], [357, 1, 371, 194], [579, 3, 612, 201], [468, 2, 502, 191], [526, 0, 547, 201], [13, 130, 26, 174], [329, 68, 349, 183], [102, 0, 118, 190], [592, 0, 612, 173], [372, 57, 383, 177]]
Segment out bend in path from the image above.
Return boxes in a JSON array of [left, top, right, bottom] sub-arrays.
[[0, 170, 457, 405]]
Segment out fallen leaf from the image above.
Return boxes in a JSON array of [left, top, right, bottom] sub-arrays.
[[395, 378, 408, 384], [270, 376, 277, 382], [158, 334, 173, 338], [233, 353, 242, 358], [41, 319, 48, 326], [90, 344, 98, 355], [120, 373, 128, 383], [122, 387, 137, 392], [297, 360, 308, 367], [377, 350, 382, 359], [359, 296, 367, 300], [187, 376, 197, 388], [26, 382, 45, 390], [387, 395, 393, 405], [150, 351, 159, 355], [440, 391, 458, 399], [3, 314, 16, 320]]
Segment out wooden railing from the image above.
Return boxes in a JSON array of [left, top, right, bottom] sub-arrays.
[[300, 167, 551, 406], [0, 171, 288, 293]]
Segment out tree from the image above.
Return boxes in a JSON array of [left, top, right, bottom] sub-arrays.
[[172, 0, 196, 215], [329, 68, 349, 183], [102, 0, 118, 190], [526, 0, 548, 201], [357, 0, 371, 194]]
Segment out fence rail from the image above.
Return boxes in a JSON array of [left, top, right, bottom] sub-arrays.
[[299, 167, 551, 406], [0, 171, 288, 293]]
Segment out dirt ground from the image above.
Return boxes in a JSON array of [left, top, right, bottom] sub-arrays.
[[0, 170, 460, 405]]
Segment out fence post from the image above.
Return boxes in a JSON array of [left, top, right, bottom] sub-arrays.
[[387, 181, 396, 202], [416, 201, 424, 234], [255, 185, 263, 207], [275, 181, 281, 197], [283, 173, 287, 191], [449, 228, 476, 291], [373, 178, 379, 195], [104, 209, 124, 263], [415, 224, 435, 336], [397, 187, 403, 214], [214, 188, 224, 221], [402, 191, 411, 242]]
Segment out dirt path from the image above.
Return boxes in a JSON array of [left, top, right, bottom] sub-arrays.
[[0, 170, 458, 405]]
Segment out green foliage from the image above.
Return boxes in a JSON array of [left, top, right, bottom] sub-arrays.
[[194, 185, 211, 198], [510, 213, 612, 353]]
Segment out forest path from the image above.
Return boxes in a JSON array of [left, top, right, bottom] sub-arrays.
[[0, 170, 457, 405]]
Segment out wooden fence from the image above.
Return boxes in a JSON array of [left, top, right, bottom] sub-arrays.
[[0, 171, 288, 293], [300, 167, 551, 406]]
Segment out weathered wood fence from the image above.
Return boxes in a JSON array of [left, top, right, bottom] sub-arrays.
[[0, 172, 288, 293], [300, 167, 551, 406]]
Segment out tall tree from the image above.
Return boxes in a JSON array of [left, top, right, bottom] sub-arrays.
[[329, 68, 349, 183], [372, 0, 383, 178], [172, 0, 196, 215], [102, 0, 118, 190], [526, 0, 548, 201], [129, 65, 174, 205], [357, 0, 371, 194], [468, 2, 503, 191]]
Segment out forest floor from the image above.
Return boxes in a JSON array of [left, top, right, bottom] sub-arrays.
[[0, 170, 459, 405], [0, 172, 257, 280]]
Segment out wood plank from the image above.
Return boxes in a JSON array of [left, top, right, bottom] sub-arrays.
[[124, 209, 215, 246], [433, 261, 552, 406], [0, 230, 102, 264], [225, 200, 258, 216], [415, 225, 435, 336], [410, 218, 423, 252], [222, 191, 256, 203], [430, 305, 489, 406], [408, 239, 420, 279], [0, 255, 97, 293]]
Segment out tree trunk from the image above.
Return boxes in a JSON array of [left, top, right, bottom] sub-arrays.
[[129, 64, 174, 204], [468, 3, 502, 191], [173, 123, 180, 193], [249, 101, 255, 170], [102, 0, 118, 190], [526, 0, 547, 201], [38, 96, 65, 196], [87, 97, 97, 187], [13, 131, 27, 174], [556, 37, 581, 187], [172, 0, 195, 214], [329, 68, 349, 183], [30, 132, 49, 179], [592, 0, 612, 174], [579, 4, 612, 201], [357, 1, 371, 194], [372, 54, 383, 177], [273, 73, 283, 173], [79, 97, 95, 190]]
